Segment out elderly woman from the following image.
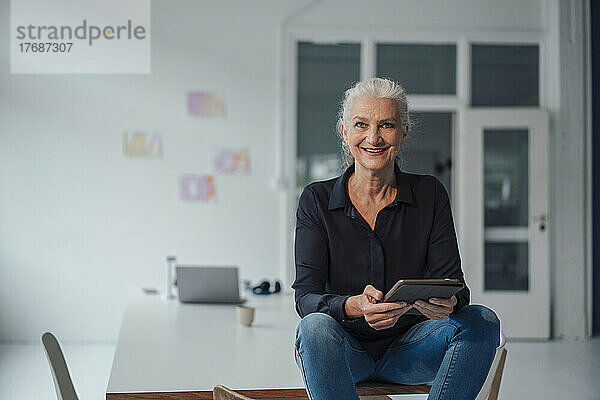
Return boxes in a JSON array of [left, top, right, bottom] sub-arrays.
[[292, 78, 500, 400]]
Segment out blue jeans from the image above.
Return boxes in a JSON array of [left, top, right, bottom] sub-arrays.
[[294, 305, 500, 400]]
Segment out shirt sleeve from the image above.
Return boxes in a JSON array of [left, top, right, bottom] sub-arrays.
[[426, 178, 470, 311], [292, 186, 350, 321]]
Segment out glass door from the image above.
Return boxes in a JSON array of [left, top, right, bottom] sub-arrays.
[[460, 109, 549, 339]]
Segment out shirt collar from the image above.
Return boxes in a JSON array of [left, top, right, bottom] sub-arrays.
[[327, 163, 414, 211]]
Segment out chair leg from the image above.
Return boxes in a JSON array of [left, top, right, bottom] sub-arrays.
[[486, 348, 507, 400]]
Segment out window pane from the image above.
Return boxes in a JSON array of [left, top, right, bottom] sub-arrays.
[[297, 42, 360, 187], [485, 242, 529, 291], [484, 129, 529, 226], [400, 112, 453, 198], [376, 44, 456, 95], [471, 44, 539, 106]]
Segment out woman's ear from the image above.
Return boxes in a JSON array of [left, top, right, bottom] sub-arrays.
[[400, 125, 408, 145], [341, 124, 349, 144]]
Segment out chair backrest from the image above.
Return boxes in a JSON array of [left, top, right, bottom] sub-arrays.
[[474, 328, 508, 400], [213, 385, 254, 400], [41, 332, 79, 400]]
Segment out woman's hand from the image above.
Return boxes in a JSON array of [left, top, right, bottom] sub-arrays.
[[344, 285, 413, 330], [412, 296, 457, 320]]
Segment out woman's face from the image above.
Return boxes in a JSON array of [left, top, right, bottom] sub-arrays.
[[342, 96, 407, 174]]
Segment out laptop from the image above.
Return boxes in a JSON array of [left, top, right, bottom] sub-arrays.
[[175, 265, 246, 304]]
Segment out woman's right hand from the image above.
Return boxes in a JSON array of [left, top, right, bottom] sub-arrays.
[[344, 285, 413, 330]]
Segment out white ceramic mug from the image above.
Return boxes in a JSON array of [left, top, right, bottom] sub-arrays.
[[237, 305, 255, 327]]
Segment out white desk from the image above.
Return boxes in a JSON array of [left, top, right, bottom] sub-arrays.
[[106, 288, 429, 399]]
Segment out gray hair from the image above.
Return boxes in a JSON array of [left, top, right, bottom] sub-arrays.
[[335, 77, 410, 167]]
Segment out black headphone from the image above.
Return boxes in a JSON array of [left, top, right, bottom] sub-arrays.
[[252, 280, 281, 295]]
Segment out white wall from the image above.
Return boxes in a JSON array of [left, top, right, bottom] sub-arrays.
[[0, 0, 589, 341]]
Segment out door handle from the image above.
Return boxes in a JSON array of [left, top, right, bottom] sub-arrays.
[[533, 214, 547, 232]]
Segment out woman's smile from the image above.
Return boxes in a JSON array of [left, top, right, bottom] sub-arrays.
[[361, 146, 390, 156]]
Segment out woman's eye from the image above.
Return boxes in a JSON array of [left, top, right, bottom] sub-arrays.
[[381, 122, 395, 129], [355, 122, 367, 128]]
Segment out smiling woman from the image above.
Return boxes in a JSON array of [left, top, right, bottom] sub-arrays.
[[292, 78, 500, 400]]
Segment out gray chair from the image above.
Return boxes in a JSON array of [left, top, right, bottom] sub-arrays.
[[41, 332, 79, 400]]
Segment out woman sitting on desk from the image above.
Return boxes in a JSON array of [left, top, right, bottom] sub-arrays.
[[292, 78, 500, 400]]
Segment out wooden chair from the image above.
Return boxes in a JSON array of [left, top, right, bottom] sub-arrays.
[[213, 385, 392, 400], [41, 332, 80, 400], [213, 329, 507, 400]]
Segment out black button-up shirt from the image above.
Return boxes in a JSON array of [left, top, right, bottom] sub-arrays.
[[292, 163, 470, 360]]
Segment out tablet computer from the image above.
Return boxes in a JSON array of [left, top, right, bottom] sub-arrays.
[[382, 278, 464, 304]]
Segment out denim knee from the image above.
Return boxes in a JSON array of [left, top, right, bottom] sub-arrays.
[[295, 312, 345, 351], [450, 305, 500, 347]]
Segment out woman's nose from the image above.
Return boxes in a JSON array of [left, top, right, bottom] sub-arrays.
[[366, 125, 381, 144]]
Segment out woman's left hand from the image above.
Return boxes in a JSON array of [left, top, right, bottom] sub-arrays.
[[412, 295, 457, 320]]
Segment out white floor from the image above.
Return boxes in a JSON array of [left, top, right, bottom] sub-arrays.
[[1, 339, 599, 400]]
